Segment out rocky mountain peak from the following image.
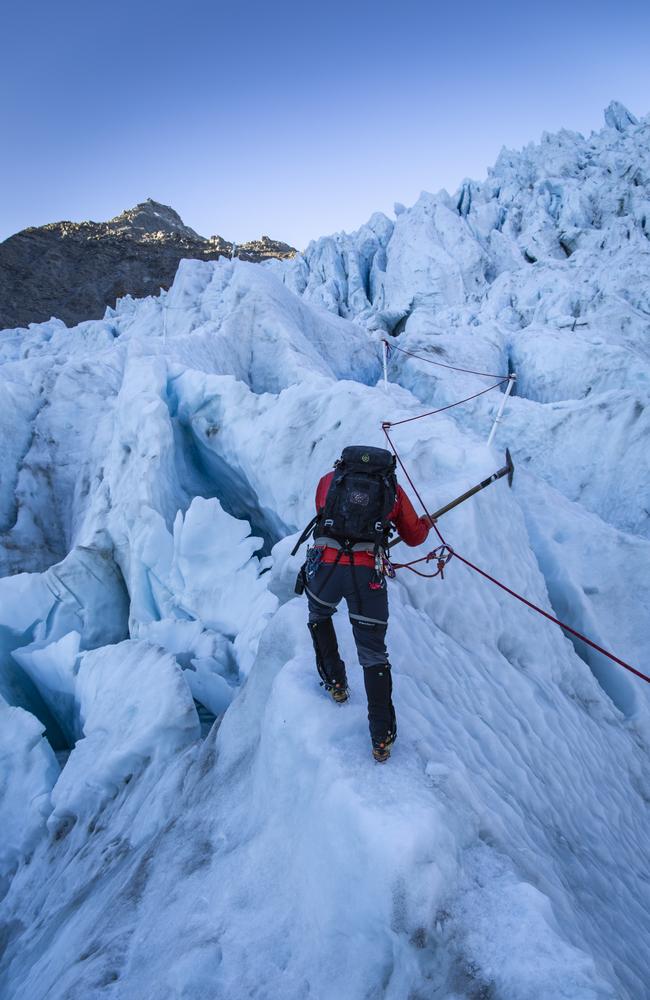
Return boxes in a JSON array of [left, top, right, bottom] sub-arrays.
[[0, 202, 296, 330], [107, 199, 205, 241]]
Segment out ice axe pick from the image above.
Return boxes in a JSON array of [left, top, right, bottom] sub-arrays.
[[389, 449, 514, 549]]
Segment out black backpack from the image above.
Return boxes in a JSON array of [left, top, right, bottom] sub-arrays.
[[291, 446, 398, 556]]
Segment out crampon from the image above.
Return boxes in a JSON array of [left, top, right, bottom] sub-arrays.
[[327, 681, 349, 704], [372, 731, 396, 762]]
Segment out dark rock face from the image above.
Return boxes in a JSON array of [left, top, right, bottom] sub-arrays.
[[0, 199, 296, 330]]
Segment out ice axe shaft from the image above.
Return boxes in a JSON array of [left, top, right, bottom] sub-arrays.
[[429, 448, 514, 520], [389, 449, 514, 549]]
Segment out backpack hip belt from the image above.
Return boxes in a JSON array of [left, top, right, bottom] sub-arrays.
[[312, 537, 377, 553]]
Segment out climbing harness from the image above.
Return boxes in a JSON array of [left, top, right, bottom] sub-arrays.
[[369, 549, 388, 590], [305, 545, 323, 581], [380, 553, 396, 579]]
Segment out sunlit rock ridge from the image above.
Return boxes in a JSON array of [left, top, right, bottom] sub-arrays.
[[0, 102, 648, 1000], [0, 197, 296, 329]]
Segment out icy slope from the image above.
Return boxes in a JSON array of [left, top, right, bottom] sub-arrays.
[[276, 102, 650, 540], [1, 104, 649, 1000]]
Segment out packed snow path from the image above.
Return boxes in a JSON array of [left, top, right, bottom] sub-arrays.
[[1, 104, 649, 999]]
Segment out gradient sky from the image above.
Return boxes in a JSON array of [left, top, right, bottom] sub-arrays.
[[2, 0, 649, 248]]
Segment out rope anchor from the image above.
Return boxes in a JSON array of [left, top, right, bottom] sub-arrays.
[[393, 544, 454, 579]]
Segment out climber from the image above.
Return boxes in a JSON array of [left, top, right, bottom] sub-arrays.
[[293, 445, 433, 762]]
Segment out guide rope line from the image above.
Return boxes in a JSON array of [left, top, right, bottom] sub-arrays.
[[384, 379, 510, 429], [383, 339, 511, 380], [381, 405, 650, 685], [450, 552, 650, 685]]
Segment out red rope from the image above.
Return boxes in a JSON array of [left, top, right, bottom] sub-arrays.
[[392, 545, 454, 579], [382, 424, 446, 546], [382, 411, 649, 685], [452, 552, 650, 685], [384, 339, 510, 380]]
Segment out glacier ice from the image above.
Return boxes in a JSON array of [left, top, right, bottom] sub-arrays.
[[0, 700, 59, 896], [0, 105, 649, 999]]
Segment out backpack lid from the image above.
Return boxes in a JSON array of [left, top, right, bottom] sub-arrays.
[[338, 445, 396, 474]]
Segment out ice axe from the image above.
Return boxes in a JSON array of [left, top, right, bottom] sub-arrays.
[[389, 448, 514, 549]]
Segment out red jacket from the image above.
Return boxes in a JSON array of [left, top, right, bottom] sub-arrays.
[[314, 471, 430, 566]]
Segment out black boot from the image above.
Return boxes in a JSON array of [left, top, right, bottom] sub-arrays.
[[363, 664, 396, 761], [308, 620, 348, 702]]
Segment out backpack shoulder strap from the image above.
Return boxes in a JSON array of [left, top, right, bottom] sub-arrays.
[[290, 514, 319, 557]]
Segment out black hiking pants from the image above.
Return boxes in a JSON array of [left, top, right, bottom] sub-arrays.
[[306, 562, 396, 742]]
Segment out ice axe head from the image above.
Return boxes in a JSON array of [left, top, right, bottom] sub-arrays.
[[505, 447, 514, 487]]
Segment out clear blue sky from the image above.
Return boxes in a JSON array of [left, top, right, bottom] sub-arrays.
[[3, 0, 649, 248]]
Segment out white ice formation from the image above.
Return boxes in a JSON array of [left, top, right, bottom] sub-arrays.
[[0, 103, 649, 999]]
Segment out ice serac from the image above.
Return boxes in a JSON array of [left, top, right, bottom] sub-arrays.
[[288, 104, 650, 541], [0, 105, 649, 1000], [604, 100, 639, 132], [48, 639, 200, 827]]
